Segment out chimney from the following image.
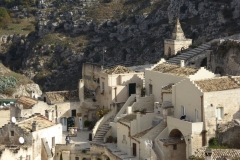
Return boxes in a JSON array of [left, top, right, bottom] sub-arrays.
[[180, 60, 185, 67], [32, 121, 38, 132]]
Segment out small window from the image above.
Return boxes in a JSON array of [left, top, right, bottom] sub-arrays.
[[11, 131, 14, 136], [123, 135, 126, 141], [173, 144, 177, 150], [216, 107, 223, 120], [75, 157, 79, 160], [181, 106, 185, 116], [195, 109, 199, 122], [72, 110, 76, 117]]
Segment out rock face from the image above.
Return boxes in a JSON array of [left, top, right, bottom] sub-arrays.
[[13, 84, 42, 98], [0, 63, 42, 98], [209, 40, 240, 75], [218, 125, 240, 149], [1, 0, 240, 91]]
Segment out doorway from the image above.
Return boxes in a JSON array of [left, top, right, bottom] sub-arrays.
[[129, 83, 136, 97], [60, 117, 67, 131], [149, 84, 153, 95], [133, 143, 137, 156], [67, 117, 75, 129]]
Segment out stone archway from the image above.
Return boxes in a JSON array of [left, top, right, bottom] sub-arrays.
[[168, 129, 187, 160], [181, 47, 185, 52]]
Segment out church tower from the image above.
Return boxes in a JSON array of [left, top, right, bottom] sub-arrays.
[[164, 18, 192, 56]]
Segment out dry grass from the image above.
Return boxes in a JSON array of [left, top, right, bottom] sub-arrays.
[[0, 17, 35, 36], [0, 63, 33, 85]]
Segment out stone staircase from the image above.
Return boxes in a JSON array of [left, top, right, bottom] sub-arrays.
[[167, 43, 211, 64], [151, 121, 167, 160], [92, 116, 114, 143]]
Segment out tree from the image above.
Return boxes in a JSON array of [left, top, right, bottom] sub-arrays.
[[0, 7, 11, 29]]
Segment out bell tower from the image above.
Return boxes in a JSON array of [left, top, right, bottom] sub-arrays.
[[164, 18, 192, 56]]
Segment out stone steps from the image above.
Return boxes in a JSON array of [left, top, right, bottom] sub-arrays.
[[167, 42, 212, 64], [92, 116, 114, 143]]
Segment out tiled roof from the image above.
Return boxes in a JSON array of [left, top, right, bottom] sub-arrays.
[[45, 90, 78, 103], [162, 83, 174, 91], [132, 128, 152, 139], [17, 115, 55, 132], [118, 114, 136, 123], [152, 63, 198, 77], [194, 77, 240, 92], [104, 65, 135, 74], [17, 96, 38, 109]]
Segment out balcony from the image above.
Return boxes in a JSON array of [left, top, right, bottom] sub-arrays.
[[167, 116, 203, 133]]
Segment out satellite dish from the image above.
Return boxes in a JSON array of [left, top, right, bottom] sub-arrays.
[[19, 137, 24, 144], [11, 117, 16, 123]]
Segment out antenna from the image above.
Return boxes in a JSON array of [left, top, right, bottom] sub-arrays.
[[11, 117, 16, 123], [19, 137, 25, 144]]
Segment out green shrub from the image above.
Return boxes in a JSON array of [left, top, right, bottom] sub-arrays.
[[0, 76, 17, 94], [96, 109, 110, 118], [84, 120, 91, 127], [82, 150, 86, 154], [208, 137, 218, 146]]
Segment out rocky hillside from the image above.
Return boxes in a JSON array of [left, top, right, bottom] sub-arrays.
[[0, 63, 42, 98], [0, 0, 240, 91]]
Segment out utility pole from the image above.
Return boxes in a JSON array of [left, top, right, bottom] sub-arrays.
[[103, 48, 106, 68]]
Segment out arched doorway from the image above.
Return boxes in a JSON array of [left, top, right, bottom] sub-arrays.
[[168, 47, 172, 56], [200, 57, 207, 67], [168, 129, 187, 160], [215, 67, 224, 75]]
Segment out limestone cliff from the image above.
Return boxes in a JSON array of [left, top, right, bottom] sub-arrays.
[[0, 63, 42, 98], [0, 0, 240, 91], [209, 40, 240, 75]]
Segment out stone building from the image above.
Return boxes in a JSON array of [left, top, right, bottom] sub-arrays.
[[42, 91, 82, 131], [0, 113, 62, 160], [81, 63, 144, 111], [164, 18, 192, 56]]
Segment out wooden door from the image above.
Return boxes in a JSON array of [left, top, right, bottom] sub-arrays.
[[133, 143, 137, 156], [129, 83, 136, 97]]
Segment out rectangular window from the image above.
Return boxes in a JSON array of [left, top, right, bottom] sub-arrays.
[[11, 131, 14, 136], [52, 137, 55, 147], [102, 82, 105, 91], [195, 109, 198, 122], [72, 110, 76, 117], [75, 157, 79, 160], [217, 107, 223, 120], [173, 144, 177, 150], [181, 106, 185, 116]]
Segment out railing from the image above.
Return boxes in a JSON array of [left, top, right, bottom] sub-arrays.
[[114, 94, 136, 122], [92, 108, 115, 138]]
